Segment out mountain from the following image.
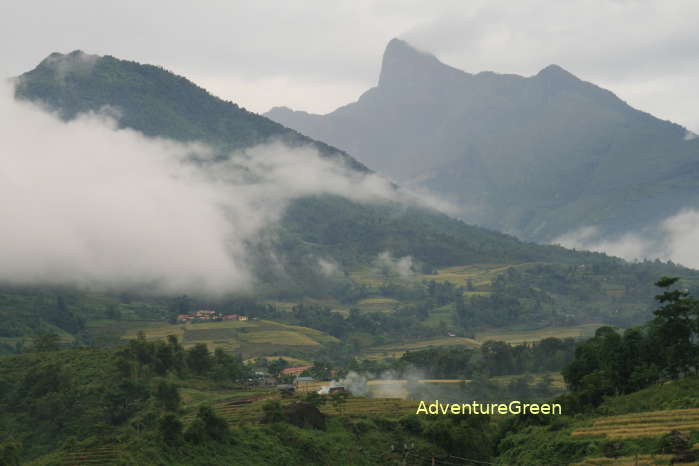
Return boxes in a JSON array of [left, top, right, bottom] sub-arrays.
[[15, 50, 366, 173], [266, 38, 699, 242], [13, 51, 618, 298]]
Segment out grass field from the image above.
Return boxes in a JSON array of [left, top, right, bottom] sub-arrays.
[[121, 319, 339, 357], [572, 408, 699, 439]]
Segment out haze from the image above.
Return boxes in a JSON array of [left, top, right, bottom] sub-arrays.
[[0, 0, 697, 132]]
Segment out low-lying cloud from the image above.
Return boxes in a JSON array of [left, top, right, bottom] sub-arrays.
[[0, 82, 437, 295], [555, 210, 699, 269], [374, 251, 415, 279]]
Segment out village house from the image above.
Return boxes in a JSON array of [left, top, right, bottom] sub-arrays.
[[193, 309, 218, 319], [176, 310, 248, 324], [223, 314, 249, 321], [176, 314, 193, 324]]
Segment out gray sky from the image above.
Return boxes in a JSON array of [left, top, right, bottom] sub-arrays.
[[2, 0, 697, 131]]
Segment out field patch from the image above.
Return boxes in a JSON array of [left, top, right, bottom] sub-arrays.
[[357, 297, 400, 313], [122, 319, 338, 356], [362, 337, 479, 360], [246, 330, 320, 346], [572, 453, 694, 465], [572, 408, 699, 439], [196, 395, 418, 425]]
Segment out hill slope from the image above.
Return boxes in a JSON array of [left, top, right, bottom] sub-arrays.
[[266, 39, 699, 242], [13, 50, 616, 283]]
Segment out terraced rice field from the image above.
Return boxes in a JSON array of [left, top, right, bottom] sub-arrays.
[[572, 408, 699, 439], [244, 355, 311, 366], [122, 319, 338, 356], [60, 446, 122, 465], [188, 395, 418, 426], [572, 453, 698, 465], [417, 264, 518, 288], [321, 397, 417, 417]]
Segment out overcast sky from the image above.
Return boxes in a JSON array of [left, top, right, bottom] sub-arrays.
[[2, 0, 697, 132]]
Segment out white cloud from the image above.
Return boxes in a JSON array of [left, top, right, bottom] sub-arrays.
[[555, 209, 699, 269], [0, 82, 437, 295], [374, 251, 415, 278]]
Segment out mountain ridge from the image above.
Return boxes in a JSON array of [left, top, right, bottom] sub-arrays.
[[265, 39, 699, 242]]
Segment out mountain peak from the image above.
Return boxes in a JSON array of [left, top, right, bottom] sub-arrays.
[[536, 64, 579, 82], [37, 50, 101, 78], [378, 38, 461, 87]]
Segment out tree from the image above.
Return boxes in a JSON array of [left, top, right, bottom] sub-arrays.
[[183, 406, 228, 443], [186, 343, 211, 375], [261, 400, 284, 423], [303, 391, 327, 408], [330, 391, 349, 415], [159, 414, 183, 446], [652, 277, 698, 378], [0, 438, 21, 466], [155, 380, 180, 412], [267, 358, 289, 377]]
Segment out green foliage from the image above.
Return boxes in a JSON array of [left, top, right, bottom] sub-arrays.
[[183, 406, 229, 444], [261, 400, 285, 424], [0, 438, 22, 466], [563, 278, 699, 412], [652, 276, 699, 378], [158, 414, 183, 446], [423, 415, 494, 462], [186, 343, 211, 375], [155, 380, 181, 412], [496, 425, 594, 465], [302, 391, 327, 408], [329, 391, 350, 415]]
